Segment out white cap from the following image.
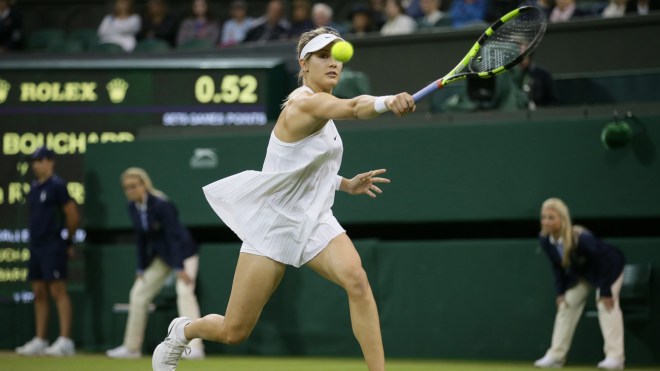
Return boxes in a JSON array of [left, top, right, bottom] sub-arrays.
[[299, 33, 343, 60]]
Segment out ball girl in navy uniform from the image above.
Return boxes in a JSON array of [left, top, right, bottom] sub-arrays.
[[534, 198, 625, 370], [106, 167, 205, 360], [16, 147, 79, 357]]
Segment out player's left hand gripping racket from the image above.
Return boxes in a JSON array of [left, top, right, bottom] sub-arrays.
[[413, 6, 548, 102]]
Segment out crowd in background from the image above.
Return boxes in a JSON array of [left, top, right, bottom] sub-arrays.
[[0, 0, 658, 53]]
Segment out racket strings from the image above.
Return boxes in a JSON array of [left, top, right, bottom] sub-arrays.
[[470, 9, 545, 73]]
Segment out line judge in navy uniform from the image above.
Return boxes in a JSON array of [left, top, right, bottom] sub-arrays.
[[534, 198, 625, 370], [106, 167, 205, 360], [15, 147, 79, 357]]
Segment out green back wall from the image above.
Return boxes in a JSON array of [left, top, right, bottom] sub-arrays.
[[84, 114, 660, 229]]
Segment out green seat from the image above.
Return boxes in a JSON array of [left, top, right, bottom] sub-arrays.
[[27, 29, 65, 51], [431, 73, 528, 113], [177, 38, 216, 51], [620, 263, 652, 321], [333, 67, 372, 98], [135, 39, 171, 53], [583, 263, 652, 321], [89, 42, 125, 53], [47, 40, 85, 54], [67, 28, 99, 50]]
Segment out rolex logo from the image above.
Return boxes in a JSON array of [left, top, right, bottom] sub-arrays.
[[0, 79, 10, 104], [106, 78, 129, 104]]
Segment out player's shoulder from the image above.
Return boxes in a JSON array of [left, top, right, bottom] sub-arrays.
[[286, 86, 315, 104]]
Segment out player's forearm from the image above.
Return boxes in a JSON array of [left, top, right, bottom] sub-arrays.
[[352, 95, 391, 119]]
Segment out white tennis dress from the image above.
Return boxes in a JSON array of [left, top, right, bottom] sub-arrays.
[[202, 88, 345, 267]]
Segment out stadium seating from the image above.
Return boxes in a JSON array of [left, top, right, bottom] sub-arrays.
[[67, 28, 99, 50], [26, 28, 66, 51], [176, 38, 216, 51], [134, 39, 171, 53], [47, 39, 85, 53], [88, 42, 125, 53]]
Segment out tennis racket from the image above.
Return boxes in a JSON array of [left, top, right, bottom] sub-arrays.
[[412, 6, 547, 102]]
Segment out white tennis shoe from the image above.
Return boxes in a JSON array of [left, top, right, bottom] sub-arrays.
[[181, 346, 205, 360], [152, 317, 192, 371], [45, 336, 76, 357], [597, 358, 624, 370], [534, 355, 564, 368], [106, 345, 142, 359], [16, 337, 48, 356]]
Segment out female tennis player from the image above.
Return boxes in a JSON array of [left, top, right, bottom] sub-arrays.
[[534, 198, 625, 370], [152, 26, 415, 371]]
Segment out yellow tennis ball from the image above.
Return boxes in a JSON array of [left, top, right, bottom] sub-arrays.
[[331, 41, 354, 63]]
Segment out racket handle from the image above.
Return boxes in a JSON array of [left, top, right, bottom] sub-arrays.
[[412, 80, 443, 102]]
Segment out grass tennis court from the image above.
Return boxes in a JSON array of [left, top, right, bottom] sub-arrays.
[[1, 353, 656, 371]]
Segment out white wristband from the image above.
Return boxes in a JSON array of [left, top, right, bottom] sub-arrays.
[[374, 96, 392, 113], [335, 175, 343, 191]]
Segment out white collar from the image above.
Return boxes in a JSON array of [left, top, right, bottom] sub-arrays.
[[549, 235, 563, 245]]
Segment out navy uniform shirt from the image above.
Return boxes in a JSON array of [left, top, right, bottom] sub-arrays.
[[128, 193, 199, 273], [28, 175, 71, 247], [540, 230, 625, 297]]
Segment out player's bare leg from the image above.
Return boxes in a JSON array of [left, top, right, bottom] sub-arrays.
[[306, 233, 385, 371], [153, 253, 285, 370], [185, 253, 285, 343]]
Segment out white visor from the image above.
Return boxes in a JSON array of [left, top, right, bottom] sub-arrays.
[[299, 33, 343, 60]]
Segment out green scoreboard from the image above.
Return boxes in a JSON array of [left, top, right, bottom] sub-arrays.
[[0, 58, 288, 126], [0, 57, 288, 306]]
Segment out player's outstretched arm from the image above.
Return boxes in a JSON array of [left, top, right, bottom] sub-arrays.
[[298, 92, 416, 121]]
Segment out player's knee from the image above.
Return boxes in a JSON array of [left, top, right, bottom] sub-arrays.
[[223, 324, 252, 345], [342, 266, 371, 298]]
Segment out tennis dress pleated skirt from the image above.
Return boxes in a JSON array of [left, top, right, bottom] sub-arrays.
[[203, 110, 345, 267]]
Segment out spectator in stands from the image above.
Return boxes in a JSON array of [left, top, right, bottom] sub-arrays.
[[176, 0, 220, 47], [98, 0, 141, 52], [602, 0, 628, 17], [220, 0, 253, 47], [138, 0, 178, 47], [380, 0, 417, 35], [512, 52, 557, 109], [448, 0, 488, 28], [346, 4, 376, 36], [417, 0, 451, 29], [522, 0, 553, 18], [369, 0, 387, 30], [549, 0, 587, 22], [405, 0, 424, 19], [533, 198, 625, 371], [243, 0, 290, 43], [312, 3, 345, 35], [0, 0, 22, 52], [485, 0, 519, 22], [106, 167, 205, 360], [15, 147, 79, 357], [626, 0, 658, 15], [288, 0, 314, 39]]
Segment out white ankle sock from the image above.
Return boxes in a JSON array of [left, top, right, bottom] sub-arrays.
[[177, 321, 191, 344]]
